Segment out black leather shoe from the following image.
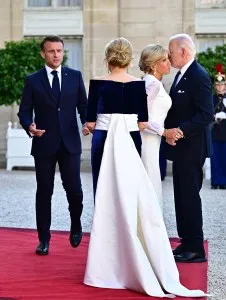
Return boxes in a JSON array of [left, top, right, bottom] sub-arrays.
[[172, 244, 184, 255], [69, 231, 82, 248], [219, 185, 226, 189], [174, 251, 207, 263], [36, 241, 49, 255]]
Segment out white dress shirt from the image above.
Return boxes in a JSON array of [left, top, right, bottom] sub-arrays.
[[45, 65, 62, 89], [176, 58, 194, 86]]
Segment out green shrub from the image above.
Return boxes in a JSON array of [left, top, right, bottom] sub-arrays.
[[0, 39, 67, 106], [197, 44, 226, 82]]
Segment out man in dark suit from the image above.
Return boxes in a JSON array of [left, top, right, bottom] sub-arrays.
[[18, 36, 87, 255], [165, 34, 214, 262]]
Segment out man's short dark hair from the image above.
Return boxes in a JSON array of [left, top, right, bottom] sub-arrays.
[[40, 36, 64, 51]]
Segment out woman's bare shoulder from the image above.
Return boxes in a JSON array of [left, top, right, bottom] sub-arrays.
[[127, 75, 141, 81], [91, 75, 108, 80]]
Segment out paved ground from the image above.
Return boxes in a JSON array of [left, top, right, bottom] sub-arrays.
[[0, 169, 225, 299]]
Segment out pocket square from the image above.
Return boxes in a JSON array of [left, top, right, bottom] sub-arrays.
[[177, 90, 185, 93]]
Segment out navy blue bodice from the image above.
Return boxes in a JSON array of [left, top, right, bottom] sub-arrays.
[[86, 80, 148, 122]]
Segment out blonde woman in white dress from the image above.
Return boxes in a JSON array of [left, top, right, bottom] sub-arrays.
[[139, 45, 183, 209]]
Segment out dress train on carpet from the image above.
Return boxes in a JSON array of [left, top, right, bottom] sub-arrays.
[[84, 114, 206, 298]]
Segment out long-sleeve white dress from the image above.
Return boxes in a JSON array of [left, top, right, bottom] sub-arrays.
[[141, 74, 172, 209]]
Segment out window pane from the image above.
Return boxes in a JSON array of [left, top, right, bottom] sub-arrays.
[[198, 38, 224, 52], [200, 0, 223, 4], [64, 39, 82, 71], [64, 39, 83, 131], [196, 0, 225, 7], [56, 0, 82, 6], [28, 0, 51, 7]]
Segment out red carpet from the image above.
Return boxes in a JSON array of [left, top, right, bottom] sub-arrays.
[[0, 228, 208, 300]]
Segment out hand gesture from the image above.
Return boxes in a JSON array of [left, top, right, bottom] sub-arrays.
[[164, 128, 183, 141], [166, 137, 177, 146], [138, 122, 148, 131], [82, 123, 90, 136], [29, 123, 45, 137], [86, 122, 96, 133]]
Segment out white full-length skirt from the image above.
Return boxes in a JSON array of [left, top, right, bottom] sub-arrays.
[[84, 114, 206, 298], [141, 131, 162, 210]]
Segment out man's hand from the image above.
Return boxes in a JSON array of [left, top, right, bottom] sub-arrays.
[[166, 137, 177, 146], [29, 123, 45, 137], [138, 122, 148, 131], [82, 123, 90, 136], [86, 122, 96, 133], [163, 127, 183, 140]]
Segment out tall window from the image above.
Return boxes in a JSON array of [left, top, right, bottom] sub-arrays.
[[56, 0, 81, 6], [196, 0, 226, 7], [28, 0, 51, 6], [27, 0, 82, 7], [64, 39, 82, 71], [200, 0, 224, 4], [197, 37, 225, 52]]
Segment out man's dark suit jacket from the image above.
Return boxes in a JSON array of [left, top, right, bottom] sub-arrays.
[[165, 60, 214, 161], [18, 66, 87, 156]]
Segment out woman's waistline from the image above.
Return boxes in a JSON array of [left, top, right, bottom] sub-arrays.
[[95, 113, 139, 131]]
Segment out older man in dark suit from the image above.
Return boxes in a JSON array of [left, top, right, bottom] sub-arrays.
[[165, 34, 214, 263], [18, 36, 87, 255]]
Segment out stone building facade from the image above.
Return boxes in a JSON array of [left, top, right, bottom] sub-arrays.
[[0, 0, 226, 167]]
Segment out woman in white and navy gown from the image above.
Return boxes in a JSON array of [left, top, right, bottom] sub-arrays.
[[86, 78, 147, 196], [83, 38, 206, 298], [139, 45, 184, 209]]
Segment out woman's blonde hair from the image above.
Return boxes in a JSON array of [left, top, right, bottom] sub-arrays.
[[139, 44, 168, 74], [105, 37, 133, 69]]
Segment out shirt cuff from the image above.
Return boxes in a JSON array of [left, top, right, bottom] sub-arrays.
[[158, 127, 165, 136]]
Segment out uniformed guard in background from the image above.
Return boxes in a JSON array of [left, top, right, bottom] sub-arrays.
[[211, 70, 226, 189]]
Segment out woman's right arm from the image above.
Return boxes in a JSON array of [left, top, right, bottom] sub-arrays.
[[145, 80, 163, 135], [146, 81, 183, 139], [85, 80, 99, 132]]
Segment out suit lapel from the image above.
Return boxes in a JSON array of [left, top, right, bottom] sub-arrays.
[[176, 75, 187, 89], [60, 67, 69, 102], [40, 68, 56, 103], [170, 60, 197, 97], [170, 75, 187, 99], [170, 71, 181, 96], [170, 74, 180, 97], [177, 60, 197, 87]]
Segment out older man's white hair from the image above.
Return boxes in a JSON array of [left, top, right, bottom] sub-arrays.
[[170, 33, 196, 56]]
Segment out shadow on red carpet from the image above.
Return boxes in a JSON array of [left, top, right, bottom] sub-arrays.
[[0, 227, 208, 300]]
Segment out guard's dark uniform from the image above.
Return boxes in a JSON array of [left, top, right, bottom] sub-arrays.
[[211, 75, 226, 189]]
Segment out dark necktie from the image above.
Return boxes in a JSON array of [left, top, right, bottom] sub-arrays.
[[51, 70, 61, 104], [172, 70, 181, 89]]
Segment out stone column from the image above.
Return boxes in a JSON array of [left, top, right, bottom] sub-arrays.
[[119, 0, 156, 76], [82, 0, 120, 167], [83, 0, 119, 83], [0, 0, 23, 167]]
